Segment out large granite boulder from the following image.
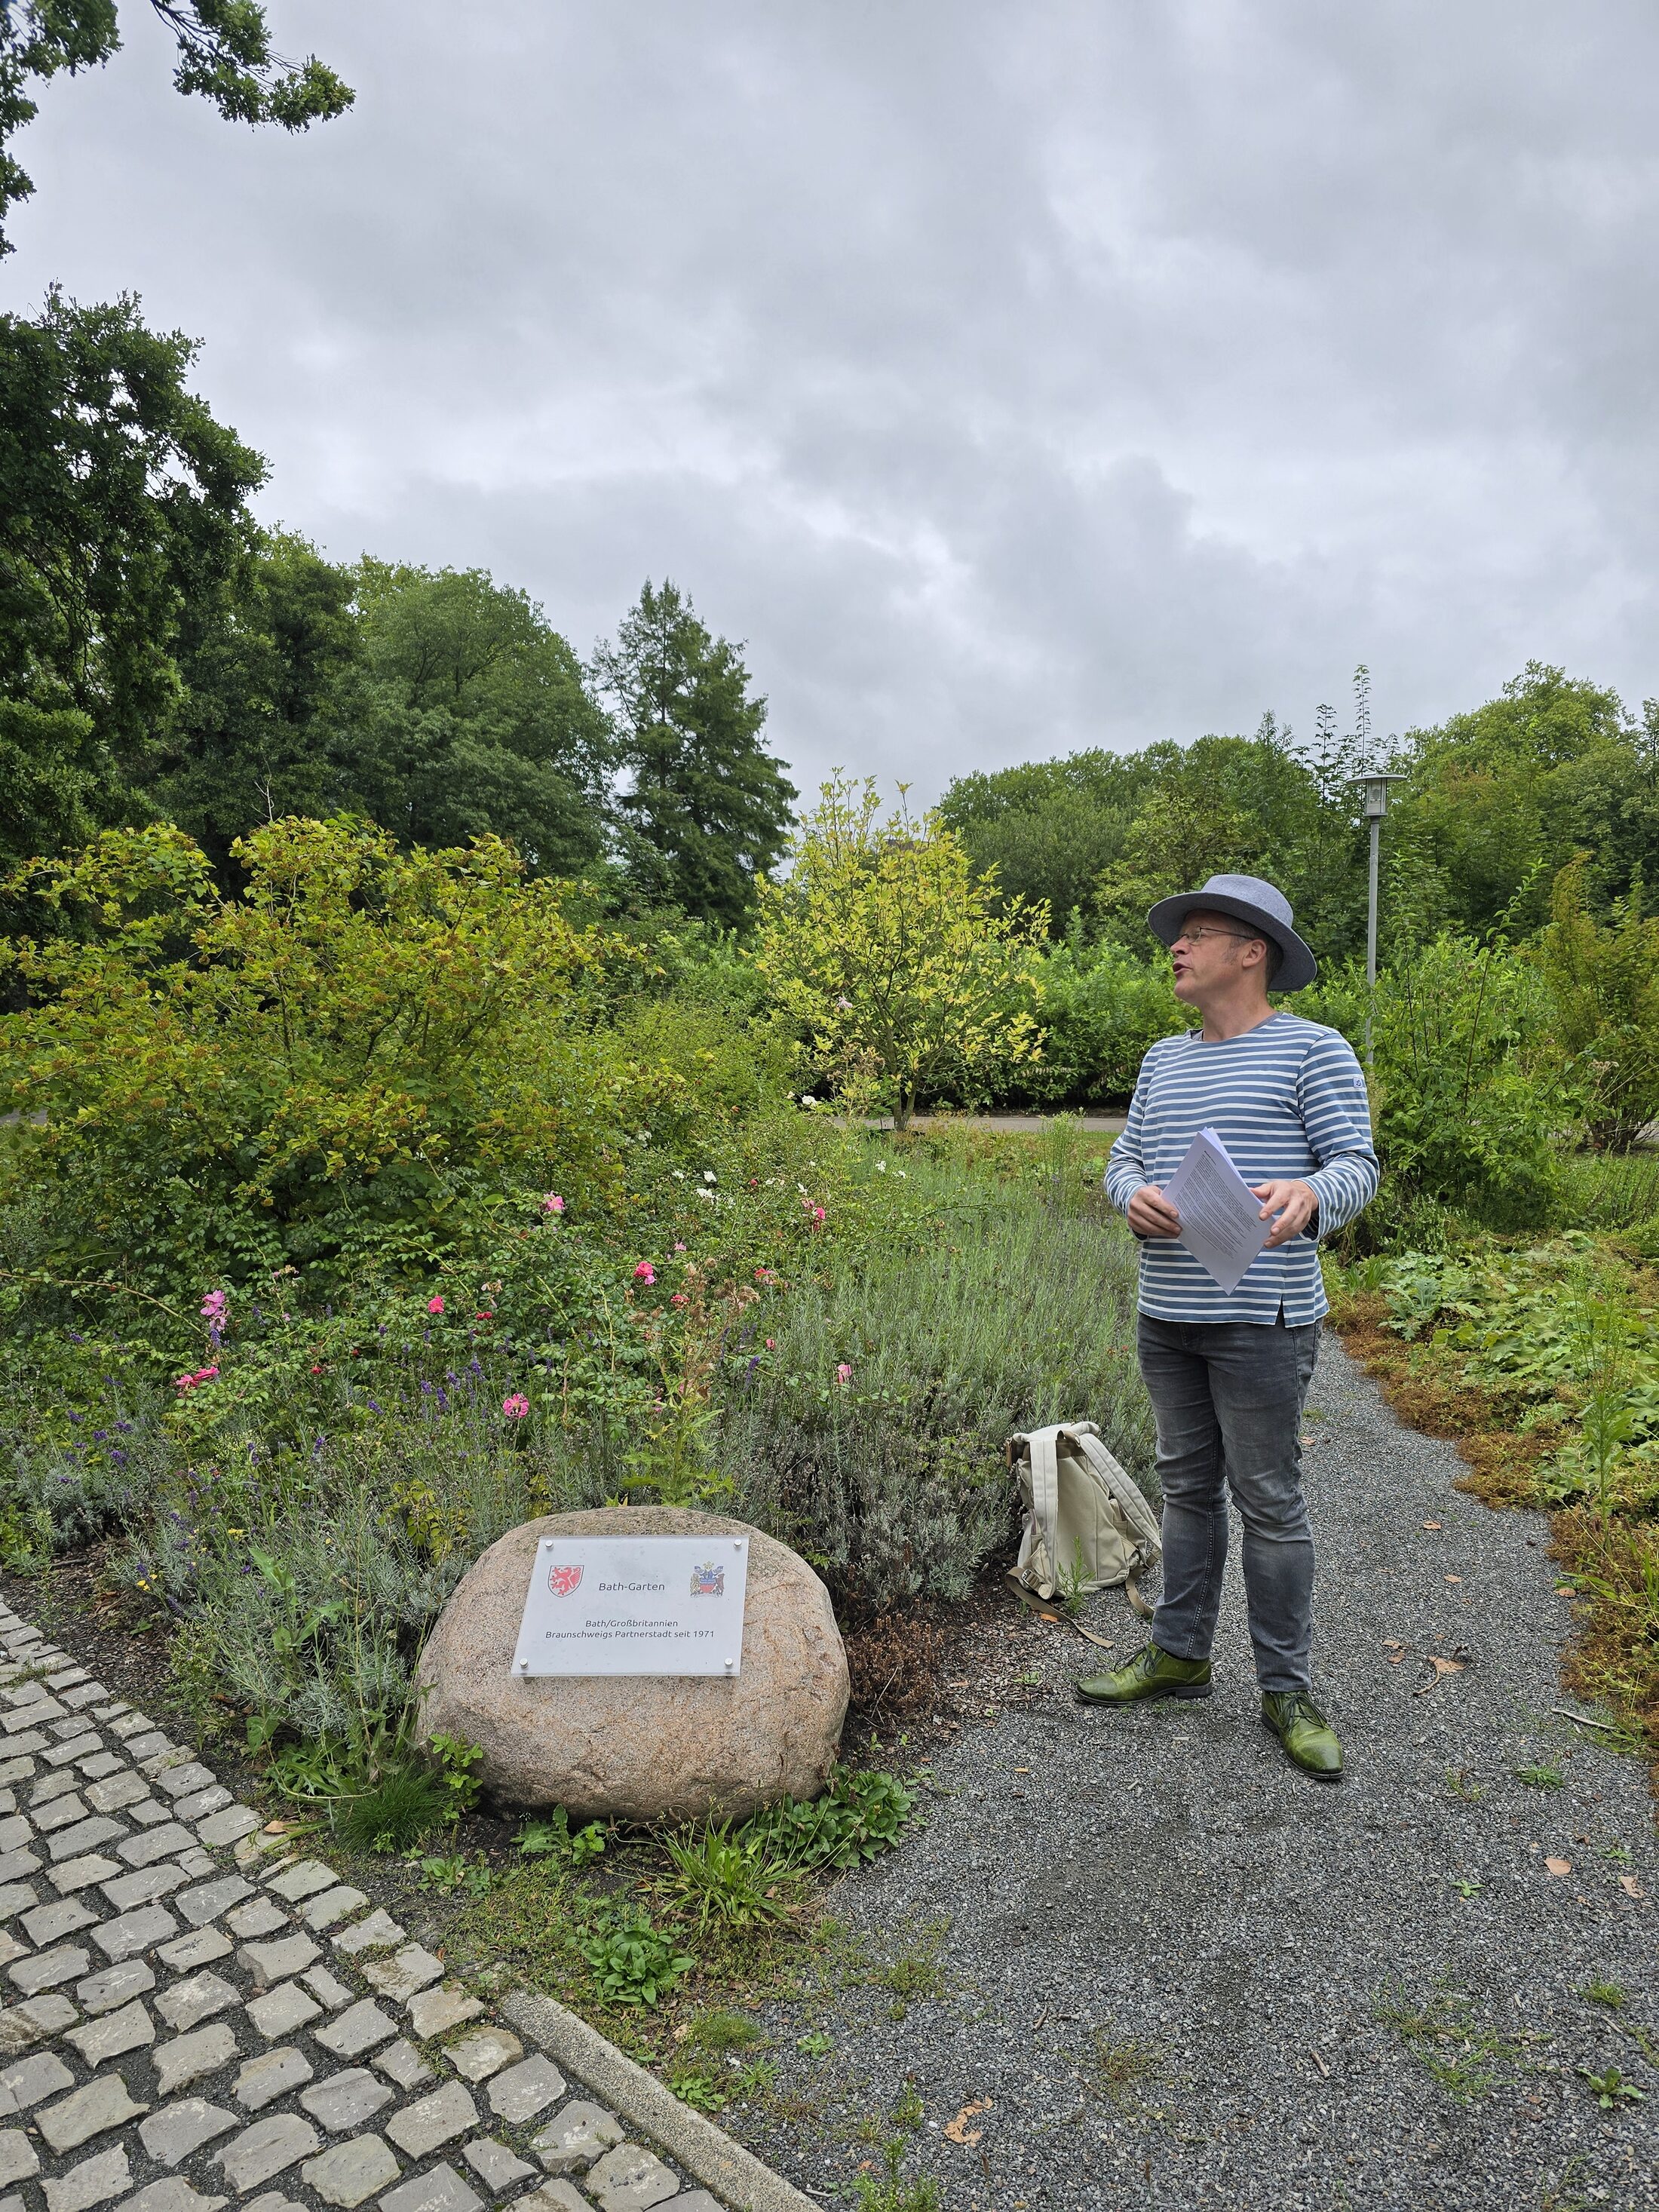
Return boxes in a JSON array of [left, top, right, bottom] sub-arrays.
[[415, 1505, 849, 1822]]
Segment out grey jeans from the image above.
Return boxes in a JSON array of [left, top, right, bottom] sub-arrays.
[[1136, 1312, 1322, 1695]]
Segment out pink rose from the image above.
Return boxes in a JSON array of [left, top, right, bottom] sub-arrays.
[[502, 1394, 530, 1419], [835, 1362, 853, 1385], [633, 1262, 656, 1285], [541, 1194, 565, 1214], [200, 1290, 226, 1322], [671, 1292, 688, 1307], [427, 1296, 445, 1315]]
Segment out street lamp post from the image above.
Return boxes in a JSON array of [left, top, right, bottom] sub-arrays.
[[1348, 769, 1406, 1069]]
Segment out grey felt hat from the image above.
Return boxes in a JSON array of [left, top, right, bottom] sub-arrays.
[[1145, 873, 1318, 992]]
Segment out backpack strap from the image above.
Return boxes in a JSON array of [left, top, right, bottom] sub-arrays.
[[1067, 1427, 1164, 1559], [1021, 1423, 1065, 1597]]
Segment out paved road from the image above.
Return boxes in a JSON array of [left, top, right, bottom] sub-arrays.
[[738, 1337, 1659, 2210]]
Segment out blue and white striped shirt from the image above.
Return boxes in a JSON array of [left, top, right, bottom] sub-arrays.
[[1103, 1013, 1379, 1325]]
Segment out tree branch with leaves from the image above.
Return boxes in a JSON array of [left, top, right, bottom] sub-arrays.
[[0, 0, 352, 254]]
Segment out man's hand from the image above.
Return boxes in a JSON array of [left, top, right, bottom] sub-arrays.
[[1252, 1178, 1318, 1247], [1127, 1183, 1182, 1239]]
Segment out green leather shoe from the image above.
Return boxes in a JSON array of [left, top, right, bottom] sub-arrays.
[[1075, 1642, 1212, 1704], [1262, 1691, 1342, 1778]]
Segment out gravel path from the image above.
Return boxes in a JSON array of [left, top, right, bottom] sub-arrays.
[[737, 1336, 1659, 2210]]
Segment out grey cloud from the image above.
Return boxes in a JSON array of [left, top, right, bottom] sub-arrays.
[[5, 0, 1657, 802]]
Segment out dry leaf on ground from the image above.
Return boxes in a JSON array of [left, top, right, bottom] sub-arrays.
[[945, 2098, 992, 2146], [1544, 1857, 1572, 1876], [1619, 1875, 1644, 1899]]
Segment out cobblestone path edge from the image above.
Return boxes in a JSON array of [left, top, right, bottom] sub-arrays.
[[498, 1999, 815, 2212], [0, 1599, 809, 2212]]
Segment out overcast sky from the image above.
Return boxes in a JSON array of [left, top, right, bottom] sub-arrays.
[[7, 2, 1657, 802]]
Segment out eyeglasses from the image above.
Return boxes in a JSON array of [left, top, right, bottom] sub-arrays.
[[1173, 926, 1258, 947]]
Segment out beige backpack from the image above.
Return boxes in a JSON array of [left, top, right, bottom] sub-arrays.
[[1007, 1421, 1161, 1612]]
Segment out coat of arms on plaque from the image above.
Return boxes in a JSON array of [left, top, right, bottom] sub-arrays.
[[547, 1563, 584, 1597], [689, 1561, 725, 1597]]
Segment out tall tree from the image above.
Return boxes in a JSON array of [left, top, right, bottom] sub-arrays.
[[149, 532, 360, 877], [1388, 663, 1659, 936], [342, 561, 613, 876], [1, 2, 351, 253], [593, 580, 796, 928], [154, 554, 616, 882], [938, 750, 1155, 926], [0, 288, 265, 863]]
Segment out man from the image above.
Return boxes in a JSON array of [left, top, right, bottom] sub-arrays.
[[1083, 873, 1378, 1778]]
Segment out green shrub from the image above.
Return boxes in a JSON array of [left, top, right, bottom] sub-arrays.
[[0, 818, 656, 1293], [988, 936, 1190, 1107], [1308, 935, 1562, 1243], [1537, 854, 1659, 1152]]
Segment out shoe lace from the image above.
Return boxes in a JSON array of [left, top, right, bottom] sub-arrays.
[[1279, 1693, 1325, 1727]]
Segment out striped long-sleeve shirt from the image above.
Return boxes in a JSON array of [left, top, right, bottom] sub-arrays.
[[1103, 1012, 1379, 1325]]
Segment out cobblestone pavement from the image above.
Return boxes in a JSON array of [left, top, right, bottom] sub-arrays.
[[0, 1603, 725, 2212]]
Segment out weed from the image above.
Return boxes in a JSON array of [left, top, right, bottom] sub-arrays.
[[852, 2139, 940, 2212], [1093, 2032, 1158, 2109], [666, 2069, 725, 2112], [661, 1822, 805, 1934], [738, 1766, 918, 1872], [1374, 1983, 1526, 2102], [796, 2030, 834, 2058], [428, 1733, 484, 1820], [339, 1767, 454, 1856], [1539, 2155, 1590, 2212], [1577, 2065, 1645, 2110], [682, 2008, 763, 2054], [1056, 1539, 1092, 1620], [878, 1928, 947, 2009], [732, 2056, 777, 2097], [892, 2082, 924, 2131], [1514, 1765, 1564, 1790], [1446, 1876, 1485, 1898], [1445, 1769, 1483, 1800], [408, 1851, 490, 1898], [517, 1810, 606, 1867], [1579, 1982, 1625, 2009], [575, 1904, 695, 2009]]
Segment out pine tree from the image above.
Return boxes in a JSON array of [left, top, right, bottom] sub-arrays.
[[593, 580, 796, 927]]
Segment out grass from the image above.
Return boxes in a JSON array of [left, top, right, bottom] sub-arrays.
[[872, 1921, 949, 2020], [682, 2007, 765, 2052], [1514, 1765, 1564, 1790], [1374, 1983, 1533, 2103], [1093, 2032, 1158, 2109]]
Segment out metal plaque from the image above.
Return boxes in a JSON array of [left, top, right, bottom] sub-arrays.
[[511, 1533, 750, 1677]]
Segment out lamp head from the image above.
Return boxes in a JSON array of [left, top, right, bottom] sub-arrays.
[[1348, 769, 1406, 820]]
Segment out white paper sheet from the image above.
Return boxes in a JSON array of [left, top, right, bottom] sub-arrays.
[[1159, 1127, 1272, 1294]]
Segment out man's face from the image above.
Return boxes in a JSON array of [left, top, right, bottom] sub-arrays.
[[1169, 908, 1267, 1004]]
